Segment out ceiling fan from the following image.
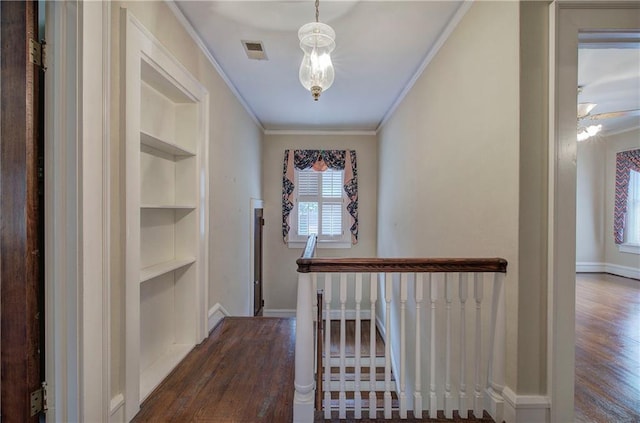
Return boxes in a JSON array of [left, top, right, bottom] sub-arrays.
[[577, 86, 640, 141]]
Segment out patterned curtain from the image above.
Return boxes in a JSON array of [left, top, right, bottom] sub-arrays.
[[614, 148, 640, 244], [282, 149, 358, 244]]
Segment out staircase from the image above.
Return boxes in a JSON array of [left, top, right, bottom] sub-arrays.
[[294, 234, 508, 422], [320, 320, 397, 417]]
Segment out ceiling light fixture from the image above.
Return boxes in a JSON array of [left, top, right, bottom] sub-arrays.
[[298, 0, 335, 101], [577, 124, 602, 142]]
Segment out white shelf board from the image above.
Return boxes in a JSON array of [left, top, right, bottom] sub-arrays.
[[141, 204, 196, 210], [140, 130, 195, 157], [139, 343, 194, 402], [140, 257, 196, 283]]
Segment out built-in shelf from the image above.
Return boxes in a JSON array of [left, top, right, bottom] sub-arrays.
[[140, 257, 196, 283], [139, 343, 193, 402], [140, 130, 196, 157], [124, 14, 208, 420], [141, 204, 196, 210]]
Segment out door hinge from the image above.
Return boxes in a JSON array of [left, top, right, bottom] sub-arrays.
[[30, 382, 48, 416], [29, 38, 47, 71], [261, 300, 265, 307], [260, 217, 265, 226]]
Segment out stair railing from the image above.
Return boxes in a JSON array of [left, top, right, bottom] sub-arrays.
[[293, 234, 508, 422]]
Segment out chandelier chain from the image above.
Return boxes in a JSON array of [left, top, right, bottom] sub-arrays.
[[315, 0, 319, 22]]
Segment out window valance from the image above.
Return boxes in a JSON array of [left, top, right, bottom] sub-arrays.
[[614, 148, 640, 244], [282, 149, 358, 244]]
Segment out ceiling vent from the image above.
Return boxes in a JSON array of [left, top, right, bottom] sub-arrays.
[[242, 40, 268, 60]]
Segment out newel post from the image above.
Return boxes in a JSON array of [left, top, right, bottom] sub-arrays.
[[293, 271, 315, 422], [486, 272, 506, 422]]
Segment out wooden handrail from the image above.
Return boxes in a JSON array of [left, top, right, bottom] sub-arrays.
[[297, 257, 507, 274], [297, 235, 507, 274]]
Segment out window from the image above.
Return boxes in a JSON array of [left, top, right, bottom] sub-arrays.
[[614, 149, 640, 254], [290, 168, 350, 246], [624, 169, 640, 245], [282, 149, 358, 246]]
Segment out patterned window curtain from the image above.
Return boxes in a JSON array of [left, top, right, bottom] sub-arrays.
[[614, 148, 640, 244], [282, 149, 358, 244]]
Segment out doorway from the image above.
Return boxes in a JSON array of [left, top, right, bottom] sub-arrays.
[[251, 199, 265, 316], [551, 4, 640, 422]]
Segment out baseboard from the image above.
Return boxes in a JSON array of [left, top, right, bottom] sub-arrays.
[[576, 262, 640, 280], [502, 386, 550, 423], [263, 309, 296, 318], [109, 393, 124, 422], [264, 309, 373, 320], [575, 262, 606, 273], [208, 303, 230, 332]]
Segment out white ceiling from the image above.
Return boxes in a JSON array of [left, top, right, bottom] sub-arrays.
[[174, 0, 464, 131], [578, 38, 640, 137], [173, 2, 640, 135]]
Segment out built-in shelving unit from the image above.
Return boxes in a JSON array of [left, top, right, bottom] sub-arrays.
[[123, 11, 209, 421]]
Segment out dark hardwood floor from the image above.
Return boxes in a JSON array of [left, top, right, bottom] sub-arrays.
[[133, 316, 496, 422], [575, 273, 640, 423], [132, 317, 296, 422], [132, 275, 640, 422]]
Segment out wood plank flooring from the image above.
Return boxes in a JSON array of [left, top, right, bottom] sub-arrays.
[[132, 317, 296, 423], [575, 273, 640, 423]]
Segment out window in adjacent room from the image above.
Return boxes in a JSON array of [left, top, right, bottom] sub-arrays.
[[624, 169, 640, 246], [614, 148, 640, 254]]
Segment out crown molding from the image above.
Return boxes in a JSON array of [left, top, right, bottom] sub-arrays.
[[264, 129, 377, 136], [376, 0, 474, 133], [164, 0, 265, 132]]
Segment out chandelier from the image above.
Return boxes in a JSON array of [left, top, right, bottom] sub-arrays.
[[298, 0, 335, 101]]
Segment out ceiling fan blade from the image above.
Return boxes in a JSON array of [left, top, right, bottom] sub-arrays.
[[588, 109, 640, 120]]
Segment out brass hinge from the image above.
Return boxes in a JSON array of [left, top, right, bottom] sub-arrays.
[[30, 382, 48, 416], [29, 38, 47, 71]]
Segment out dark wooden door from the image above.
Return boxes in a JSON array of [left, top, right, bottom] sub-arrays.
[[1, 1, 44, 421], [253, 208, 264, 316]]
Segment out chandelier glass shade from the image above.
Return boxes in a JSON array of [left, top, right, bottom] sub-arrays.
[[298, 19, 335, 101]]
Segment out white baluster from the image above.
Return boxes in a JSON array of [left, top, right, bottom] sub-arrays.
[[384, 273, 392, 419], [444, 274, 453, 419], [324, 274, 332, 420], [473, 273, 484, 418], [459, 273, 469, 419], [414, 273, 424, 419], [429, 274, 437, 419], [368, 273, 377, 420], [486, 272, 506, 423], [339, 273, 347, 419], [400, 273, 408, 418], [354, 273, 363, 419], [293, 272, 315, 422]]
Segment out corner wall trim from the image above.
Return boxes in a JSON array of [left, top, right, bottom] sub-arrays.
[[164, 0, 263, 131], [576, 262, 640, 280], [502, 386, 550, 423], [376, 0, 473, 132], [208, 303, 230, 333]]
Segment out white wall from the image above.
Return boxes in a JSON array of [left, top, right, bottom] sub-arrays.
[[108, 0, 262, 410], [576, 129, 640, 277], [576, 141, 606, 263], [377, 0, 524, 400], [262, 133, 377, 313]]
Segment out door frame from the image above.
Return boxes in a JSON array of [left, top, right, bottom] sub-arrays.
[[548, 2, 640, 421], [250, 198, 264, 315], [44, 1, 110, 421]]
